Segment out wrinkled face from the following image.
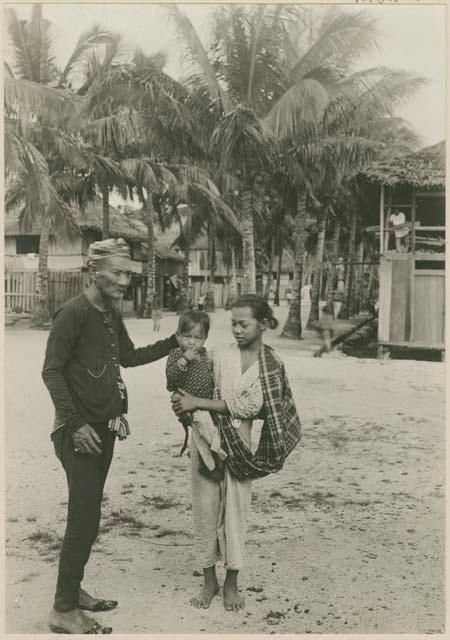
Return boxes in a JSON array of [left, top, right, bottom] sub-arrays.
[[177, 322, 207, 352], [91, 256, 132, 301], [231, 306, 266, 348]]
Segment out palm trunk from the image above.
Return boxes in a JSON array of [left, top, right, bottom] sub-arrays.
[[241, 186, 256, 294], [176, 245, 190, 313], [307, 211, 327, 329], [338, 212, 358, 319], [228, 245, 238, 305], [31, 216, 50, 327], [255, 239, 264, 298], [362, 258, 376, 312], [143, 196, 155, 318], [351, 239, 365, 316], [206, 219, 216, 311], [326, 220, 341, 316], [101, 187, 111, 240], [274, 232, 283, 306], [264, 233, 275, 301], [282, 192, 307, 339]]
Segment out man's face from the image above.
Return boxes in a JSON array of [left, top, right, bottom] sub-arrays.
[[92, 256, 132, 301]]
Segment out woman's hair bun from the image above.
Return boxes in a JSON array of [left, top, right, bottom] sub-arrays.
[[232, 294, 279, 329]]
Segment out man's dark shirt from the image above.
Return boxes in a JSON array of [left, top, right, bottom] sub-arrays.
[[42, 293, 178, 436]]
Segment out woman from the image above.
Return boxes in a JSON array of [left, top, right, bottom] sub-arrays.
[[172, 295, 301, 612]]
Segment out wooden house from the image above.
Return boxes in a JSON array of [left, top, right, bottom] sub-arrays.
[[4, 201, 184, 314], [363, 141, 445, 354], [188, 234, 297, 307]]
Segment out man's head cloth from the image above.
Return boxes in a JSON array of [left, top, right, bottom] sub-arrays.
[[87, 238, 131, 266]]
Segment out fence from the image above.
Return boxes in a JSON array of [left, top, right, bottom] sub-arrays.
[[4, 271, 38, 313], [47, 271, 89, 316], [5, 270, 89, 315]]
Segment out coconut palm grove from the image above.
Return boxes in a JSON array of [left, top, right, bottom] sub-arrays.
[[5, 3, 432, 332], [3, 4, 446, 635]]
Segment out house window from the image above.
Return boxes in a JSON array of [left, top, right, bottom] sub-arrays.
[[16, 236, 40, 254], [199, 251, 206, 270], [130, 242, 142, 261]]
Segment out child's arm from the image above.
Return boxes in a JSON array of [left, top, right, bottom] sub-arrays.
[[172, 390, 229, 415]]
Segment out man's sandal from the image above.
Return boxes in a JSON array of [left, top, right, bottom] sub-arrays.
[[80, 600, 118, 612], [50, 621, 112, 634]]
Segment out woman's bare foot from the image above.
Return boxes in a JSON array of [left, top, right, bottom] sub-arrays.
[[190, 566, 220, 609], [223, 570, 245, 612]]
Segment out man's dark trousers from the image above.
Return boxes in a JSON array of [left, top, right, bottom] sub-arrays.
[[52, 422, 115, 612]]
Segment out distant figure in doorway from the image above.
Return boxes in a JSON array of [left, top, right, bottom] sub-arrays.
[[389, 210, 409, 252], [286, 290, 292, 306]]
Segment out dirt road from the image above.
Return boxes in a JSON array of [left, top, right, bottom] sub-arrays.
[[4, 308, 446, 634]]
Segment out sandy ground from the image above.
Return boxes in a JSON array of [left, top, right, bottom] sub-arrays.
[[4, 306, 446, 634]]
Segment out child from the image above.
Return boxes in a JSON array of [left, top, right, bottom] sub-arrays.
[[166, 310, 225, 481], [153, 297, 163, 332]]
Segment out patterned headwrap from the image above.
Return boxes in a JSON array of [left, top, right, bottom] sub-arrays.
[[87, 237, 131, 264]]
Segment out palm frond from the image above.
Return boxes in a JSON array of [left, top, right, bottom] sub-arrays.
[[120, 158, 160, 193], [289, 9, 379, 83], [264, 78, 329, 140], [327, 67, 428, 133], [5, 132, 78, 238], [59, 25, 118, 88], [4, 77, 78, 126], [186, 183, 241, 234], [5, 7, 35, 80], [164, 4, 230, 112], [212, 106, 276, 178]]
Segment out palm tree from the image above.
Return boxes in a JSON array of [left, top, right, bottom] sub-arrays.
[[5, 6, 139, 323], [119, 158, 180, 316], [166, 4, 287, 293], [265, 9, 425, 338], [5, 6, 84, 325]]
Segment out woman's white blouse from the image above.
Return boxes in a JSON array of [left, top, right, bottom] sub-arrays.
[[211, 343, 263, 429]]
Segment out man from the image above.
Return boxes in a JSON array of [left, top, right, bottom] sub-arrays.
[[389, 209, 409, 252], [42, 238, 180, 634]]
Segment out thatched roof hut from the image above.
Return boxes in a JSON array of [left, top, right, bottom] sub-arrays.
[[364, 141, 445, 188], [4, 201, 183, 262]]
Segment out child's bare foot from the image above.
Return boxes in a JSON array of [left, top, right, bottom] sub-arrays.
[[190, 566, 219, 609], [223, 570, 245, 612]]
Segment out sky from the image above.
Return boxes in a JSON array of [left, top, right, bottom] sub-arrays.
[[5, 3, 447, 148]]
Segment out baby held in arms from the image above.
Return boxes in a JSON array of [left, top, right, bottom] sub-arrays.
[[166, 310, 226, 481]]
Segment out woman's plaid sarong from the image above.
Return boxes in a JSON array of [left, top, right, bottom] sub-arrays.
[[213, 344, 301, 480]]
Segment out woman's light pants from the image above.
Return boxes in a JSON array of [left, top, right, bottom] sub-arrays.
[[190, 431, 252, 571]]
